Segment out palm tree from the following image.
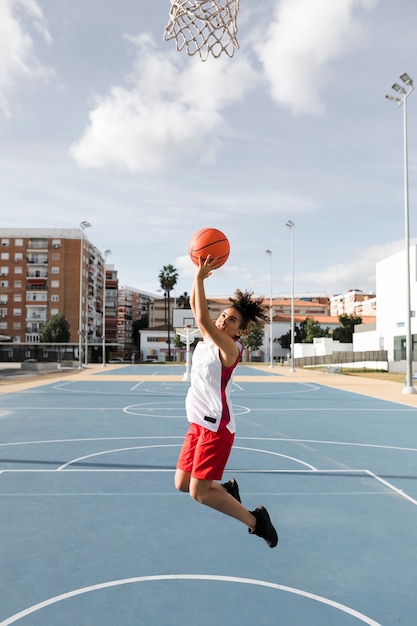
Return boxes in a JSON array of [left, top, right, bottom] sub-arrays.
[[158, 264, 179, 361]]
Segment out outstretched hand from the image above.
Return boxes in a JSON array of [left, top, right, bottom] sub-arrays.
[[197, 255, 221, 279]]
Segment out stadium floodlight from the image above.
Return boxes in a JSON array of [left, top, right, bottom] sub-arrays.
[[386, 74, 416, 394], [285, 220, 295, 373]]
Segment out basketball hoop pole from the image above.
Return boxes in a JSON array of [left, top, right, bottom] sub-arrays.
[[176, 326, 200, 381]]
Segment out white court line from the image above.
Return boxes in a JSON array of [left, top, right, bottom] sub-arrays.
[[0, 574, 383, 626], [1, 436, 417, 454], [2, 468, 417, 505], [130, 381, 144, 390], [0, 436, 184, 447], [57, 444, 182, 470], [235, 446, 317, 470], [365, 470, 417, 506], [3, 406, 413, 413], [56, 443, 318, 471]]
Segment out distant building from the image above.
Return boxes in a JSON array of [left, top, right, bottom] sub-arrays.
[[0, 228, 125, 365], [354, 245, 417, 369], [0, 228, 105, 347], [104, 265, 119, 345], [118, 285, 155, 352], [330, 290, 376, 317]]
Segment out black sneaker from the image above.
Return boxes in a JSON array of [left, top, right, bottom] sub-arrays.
[[248, 506, 278, 548], [222, 478, 241, 503]]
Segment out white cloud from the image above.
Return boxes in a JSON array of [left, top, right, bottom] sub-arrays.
[[70, 33, 259, 172], [293, 239, 405, 296], [255, 0, 378, 115], [0, 0, 52, 114]]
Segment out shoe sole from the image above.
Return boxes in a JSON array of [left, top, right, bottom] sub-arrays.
[[253, 506, 278, 548]]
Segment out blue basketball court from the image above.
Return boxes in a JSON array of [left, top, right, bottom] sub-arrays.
[[0, 364, 416, 625]]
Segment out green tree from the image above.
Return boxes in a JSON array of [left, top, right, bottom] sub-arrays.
[[158, 264, 179, 361], [332, 314, 362, 343], [132, 316, 148, 341], [39, 314, 70, 343], [242, 326, 265, 360], [300, 317, 328, 344], [278, 324, 301, 349]]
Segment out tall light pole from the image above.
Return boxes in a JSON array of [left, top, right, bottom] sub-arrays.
[[78, 221, 91, 370], [386, 72, 416, 394], [265, 250, 274, 368], [101, 249, 111, 368], [285, 220, 295, 372]]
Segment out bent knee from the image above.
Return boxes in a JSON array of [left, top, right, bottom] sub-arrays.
[[174, 473, 190, 493], [189, 484, 209, 504]]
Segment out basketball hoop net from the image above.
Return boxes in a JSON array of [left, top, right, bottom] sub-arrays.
[[164, 0, 240, 62]]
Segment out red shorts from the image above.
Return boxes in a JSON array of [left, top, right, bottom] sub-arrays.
[[176, 422, 234, 481]]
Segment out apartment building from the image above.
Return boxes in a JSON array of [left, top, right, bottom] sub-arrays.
[[0, 228, 105, 348], [330, 290, 376, 318], [118, 285, 154, 352], [105, 265, 119, 345]]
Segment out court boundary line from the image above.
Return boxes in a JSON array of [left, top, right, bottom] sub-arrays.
[[1, 435, 417, 453], [0, 574, 383, 626], [2, 468, 416, 507]]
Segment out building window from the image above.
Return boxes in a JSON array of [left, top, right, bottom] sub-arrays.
[[13, 322, 21, 330], [13, 294, 22, 302], [15, 239, 23, 246], [14, 280, 22, 288], [0, 308, 7, 318], [14, 266, 22, 275], [13, 309, 22, 316], [14, 253, 23, 262], [51, 295, 59, 302], [26, 292, 47, 302], [1, 252, 9, 260], [1, 239, 9, 246], [52, 240, 61, 248], [51, 308, 59, 316], [51, 253, 60, 260], [0, 295, 8, 304], [51, 266, 60, 274], [0, 280, 8, 288], [0, 266, 8, 276], [51, 280, 59, 288], [0, 322, 7, 330]]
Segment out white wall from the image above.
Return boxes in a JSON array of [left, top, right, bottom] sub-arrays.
[[375, 244, 417, 359], [294, 337, 352, 359]]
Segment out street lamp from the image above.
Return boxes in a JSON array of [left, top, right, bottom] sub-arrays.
[[386, 72, 416, 394], [78, 221, 91, 370], [285, 220, 295, 373], [101, 249, 111, 368], [265, 250, 274, 368]]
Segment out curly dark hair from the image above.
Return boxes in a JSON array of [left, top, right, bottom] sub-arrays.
[[228, 289, 269, 334]]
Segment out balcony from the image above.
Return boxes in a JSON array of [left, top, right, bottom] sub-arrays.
[[27, 256, 48, 265], [28, 239, 48, 250]]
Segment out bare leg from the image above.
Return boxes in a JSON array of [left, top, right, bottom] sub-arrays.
[[175, 468, 191, 493], [189, 477, 256, 529]]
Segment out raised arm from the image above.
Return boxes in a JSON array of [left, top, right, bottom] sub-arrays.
[[191, 256, 240, 366]]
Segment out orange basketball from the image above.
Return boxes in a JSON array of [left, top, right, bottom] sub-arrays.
[[188, 228, 230, 267]]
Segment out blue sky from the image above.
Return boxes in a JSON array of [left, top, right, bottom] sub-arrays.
[[1, 0, 417, 299]]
